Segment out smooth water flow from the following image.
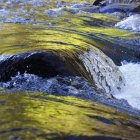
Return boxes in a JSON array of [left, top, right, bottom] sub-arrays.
[[115, 62, 140, 109]]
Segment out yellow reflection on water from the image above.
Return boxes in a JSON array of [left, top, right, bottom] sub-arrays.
[[0, 92, 139, 140]]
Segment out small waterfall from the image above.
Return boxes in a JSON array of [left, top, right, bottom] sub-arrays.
[[115, 14, 140, 32], [79, 50, 125, 94], [0, 49, 125, 97], [115, 62, 140, 109]]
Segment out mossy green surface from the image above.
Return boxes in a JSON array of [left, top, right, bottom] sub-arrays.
[[0, 91, 139, 140]]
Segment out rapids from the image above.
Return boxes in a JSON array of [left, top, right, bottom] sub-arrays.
[[115, 62, 140, 110], [0, 0, 140, 140]]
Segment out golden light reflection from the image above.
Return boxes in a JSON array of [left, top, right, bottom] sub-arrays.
[[0, 92, 139, 140]]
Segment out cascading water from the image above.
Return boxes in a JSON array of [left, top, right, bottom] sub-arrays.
[[114, 62, 140, 110], [0, 0, 140, 139]]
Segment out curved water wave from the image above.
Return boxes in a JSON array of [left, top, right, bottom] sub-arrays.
[[0, 1, 140, 139], [0, 21, 139, 95], [1, 23, 140, 65], [0, 49, 124, 94], [0, 15, 139, 98], [79, 50, 124, 93], [0, 51, 90, 81]]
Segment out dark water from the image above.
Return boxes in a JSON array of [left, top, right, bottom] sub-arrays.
[[0, 0, 140, 139]]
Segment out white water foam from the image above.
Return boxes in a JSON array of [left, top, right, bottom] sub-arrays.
[[115, 62, 140, 110]]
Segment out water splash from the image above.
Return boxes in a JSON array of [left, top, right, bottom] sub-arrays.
[[79, 50, 124, 94], [115, 14, 140, 32], [115, 62, 140, 109]]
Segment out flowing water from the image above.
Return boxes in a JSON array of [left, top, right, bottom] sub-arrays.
[[116, 62, 140, 110], [0, 0, 140, 139]]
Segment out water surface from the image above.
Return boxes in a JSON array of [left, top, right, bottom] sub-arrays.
[[0, 1, 140, 139]]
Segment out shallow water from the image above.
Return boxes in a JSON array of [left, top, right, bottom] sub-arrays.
[[0, 92, 139, 140], [0, 0, 140, 139]]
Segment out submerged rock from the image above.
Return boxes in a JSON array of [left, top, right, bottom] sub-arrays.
[[115, 14, 140, 32]]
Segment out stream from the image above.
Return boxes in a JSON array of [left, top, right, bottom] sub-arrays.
[[0, 0, 140, 140]]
